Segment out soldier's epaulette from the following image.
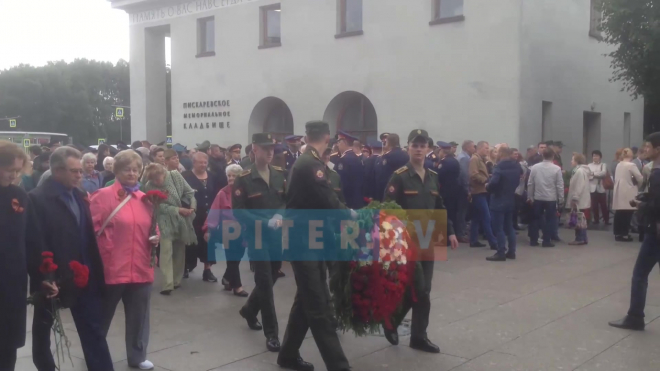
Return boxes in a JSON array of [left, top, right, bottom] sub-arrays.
[[283, 151, 288, 155], [272, 166, 284, 171], [428, 168, 438, 175], [239, 169, 251, 177], [330, 152, 338, 156], [394, 166, 408, 175]]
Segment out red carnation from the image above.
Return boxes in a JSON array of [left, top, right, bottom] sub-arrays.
[[146, 190, 168, 201], [69, 261, 90, 289], [39, 258, 58, 275], [386, 230, 395, 240], [41, 251, 54, 258]]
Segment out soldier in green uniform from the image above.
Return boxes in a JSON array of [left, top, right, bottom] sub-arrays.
[[278, 121, 352, 371], [240, 144, 254, 168], [233, 133, 287, 353], [383, 129, 459, 354]]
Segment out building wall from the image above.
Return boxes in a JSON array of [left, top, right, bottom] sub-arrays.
[[519, 0, 644, 161], [127, 0, 523, 148]]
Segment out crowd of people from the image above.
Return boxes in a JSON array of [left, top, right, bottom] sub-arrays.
[[1, 125, 659, 371]]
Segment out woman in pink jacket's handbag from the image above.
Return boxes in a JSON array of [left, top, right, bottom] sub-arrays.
[[90, 150, 159, 370]]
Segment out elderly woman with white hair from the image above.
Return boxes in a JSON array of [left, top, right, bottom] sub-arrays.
[[205, 164, 248, 296], [81, 152, 103, 193], [100, 156, 116, 186]]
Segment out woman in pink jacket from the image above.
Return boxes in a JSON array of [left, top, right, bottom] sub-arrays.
[[204, 164, 248, 296], [90, 150, 158, 370]]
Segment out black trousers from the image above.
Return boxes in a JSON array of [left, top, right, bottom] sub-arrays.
[[0, 347, 17, 371], [242, 260, 282, 339], [279, 261, 349, 371], [628, 232, 660, 318], [186, 227, 216, 271], [614, 210, 635, 236], [32, 289, 114, 371], [223, 239, 246, 289], [392, 261, 434, 340]]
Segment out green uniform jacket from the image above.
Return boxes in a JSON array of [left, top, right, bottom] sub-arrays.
[[326, 166, 345, 204], [232, 163, 286, 258], [384, 163, 455, 237], [286, 147, 347, 211], [232, 164, 286, 218], [240, 157, 254, 169]]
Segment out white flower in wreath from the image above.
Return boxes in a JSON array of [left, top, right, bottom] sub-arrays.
[[383, 261, 391, 271], [365, 233, 372, 242], [379, 249, 388, 259], [382, 221, 393, 230], [400, 255, 407, 265], [393, 248, 402, 258]]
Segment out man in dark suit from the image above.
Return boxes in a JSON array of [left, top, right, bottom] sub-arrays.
[[527, 142, 546, 167], [27, 146, 114, 371], [362, 142, 381, 201], [336, 131, 364, 209], [328, 139, 340, 166], [374, 133, 409, 201], [360, 143, 372, 165], [284, 135, 303, 171], [437, 141, 462, 244], [206, 144, 228, 189], [353, 138, 363, 163], [227, 144, 243, 166], [424, 138, 439, 169]]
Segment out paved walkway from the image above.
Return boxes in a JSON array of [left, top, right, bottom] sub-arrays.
[[15, 227, 660, 371]]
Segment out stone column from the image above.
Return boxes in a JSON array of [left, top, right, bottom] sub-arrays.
[[129, 25, 168, 143]]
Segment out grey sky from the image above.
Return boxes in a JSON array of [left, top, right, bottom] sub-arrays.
[[0, 0, 170, 71]]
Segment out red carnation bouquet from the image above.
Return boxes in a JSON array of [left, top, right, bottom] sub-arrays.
[[28, 252, 90, 369], [143, 190, 168, 267], [330, 201, 417, 336]]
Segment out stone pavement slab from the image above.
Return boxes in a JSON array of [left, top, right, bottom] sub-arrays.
[[14, 228, 660, 371]]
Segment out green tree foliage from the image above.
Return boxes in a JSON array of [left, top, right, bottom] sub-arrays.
[[0, 59, 130, 145], [601, 0, 660, 101]]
